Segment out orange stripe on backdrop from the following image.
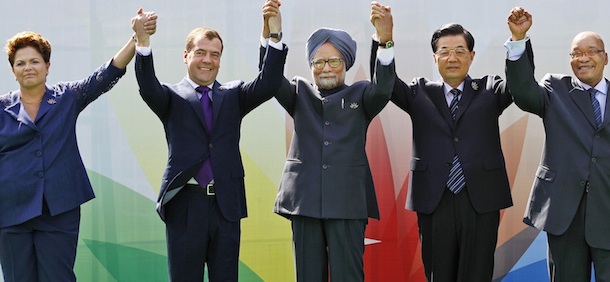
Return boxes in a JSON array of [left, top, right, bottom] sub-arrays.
[[498, 114, 531, 244]]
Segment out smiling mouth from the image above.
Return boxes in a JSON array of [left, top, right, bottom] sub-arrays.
[[578, 66, 594, 70]]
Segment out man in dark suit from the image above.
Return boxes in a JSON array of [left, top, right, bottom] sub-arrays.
[[132, 1, 287, 281], [370, 3, 517, 281], [506, 7, 610, 281], [264, 3, 394, 282]]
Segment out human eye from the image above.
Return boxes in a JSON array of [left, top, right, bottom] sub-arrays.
[[312, 59, 324, 69], [328, 58, 341, 67], [455, 48, 468, 56], [586, 49, 602, 56], [570, 51, 583, 58], [436, 49, 449, 57]]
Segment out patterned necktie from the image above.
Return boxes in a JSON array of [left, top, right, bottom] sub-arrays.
[[588, 88, 603, 128], [447, 89, 465, 194], [449, 88, 460, 120], [195, 86, 214, 186]]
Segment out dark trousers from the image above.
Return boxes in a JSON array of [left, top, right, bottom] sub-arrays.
[[165, 184, 240, 282], [0, 204, 80, 282], [547, 195, 610, 282], [291, 216, 367, 282], [417, 188, 499, 282]]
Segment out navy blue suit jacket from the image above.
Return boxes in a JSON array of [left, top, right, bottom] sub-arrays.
[[0, 61, 126, 228], [370, 41, 519, 214], [135, 46, 287, 222]]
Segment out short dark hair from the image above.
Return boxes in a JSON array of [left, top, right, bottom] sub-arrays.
[[431, 23, 474, 53], [5, 31, 51, 67], [185, 27, 223, 53]]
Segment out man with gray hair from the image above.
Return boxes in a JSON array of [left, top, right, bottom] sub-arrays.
[[261, 2, 395, 281]]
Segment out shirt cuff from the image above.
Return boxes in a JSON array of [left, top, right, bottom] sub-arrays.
[[504, 36, 528, 61], [377, 47, 394, 66], [268, 38, 283, 50], [136, 45, 152, 56]]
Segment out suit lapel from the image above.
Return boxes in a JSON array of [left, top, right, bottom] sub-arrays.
[[34, 87, 57, 123], [428, 81, 454, 125], [568, 79, 598, 129], [454, 77, 478, 123], [177, 79, 209, 135], [602, 79, 610, 129], [3, 91, 38, 130], [211, 82, 224, 130]]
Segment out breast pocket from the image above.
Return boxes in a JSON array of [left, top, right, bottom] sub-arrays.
[[535, 166, 556, 182]]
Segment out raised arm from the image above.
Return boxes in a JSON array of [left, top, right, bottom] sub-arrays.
[[111, 8, 157, 69]]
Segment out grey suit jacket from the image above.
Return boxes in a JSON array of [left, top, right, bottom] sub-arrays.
[[506, 42, 610, 249], [273, 59, 395, 220]]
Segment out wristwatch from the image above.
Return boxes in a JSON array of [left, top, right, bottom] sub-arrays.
[[379, 40, 394, 48], [270, 31, 283, 41]]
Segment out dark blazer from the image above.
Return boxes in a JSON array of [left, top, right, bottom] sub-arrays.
[[0, 61, 126, 228], [506, 42, 610, 249], [272, 57, 395, 220], [135, 46, 287, 222], [371, 41, 514, 215]]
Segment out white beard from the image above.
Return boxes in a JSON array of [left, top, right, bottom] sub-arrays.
[[318, 76, 339, 89]]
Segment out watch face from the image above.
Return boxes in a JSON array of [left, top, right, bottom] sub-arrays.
[[385, 41, 394, 48], [271, 32, 282, 40]]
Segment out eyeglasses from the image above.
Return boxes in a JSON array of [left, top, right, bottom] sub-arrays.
[[435, 47, 470, 58], [311, 58, 342, 69], [569, 49, 605, 59]]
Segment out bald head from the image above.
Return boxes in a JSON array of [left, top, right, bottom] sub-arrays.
[[570, 31, 608, 87], [571, 31, 605, 50]]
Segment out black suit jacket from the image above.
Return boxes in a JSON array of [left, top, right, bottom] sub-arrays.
[[135, 46, 287, 222], [371, 41, 517, 214], [507, 41, 610, 249]]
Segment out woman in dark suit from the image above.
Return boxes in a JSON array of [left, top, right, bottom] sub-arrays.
[[0, 11, 155, 282]]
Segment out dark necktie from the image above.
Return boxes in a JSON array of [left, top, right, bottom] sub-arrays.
[[447, 89, 465, 194], [195, 86, 214, 186], [588, 88, 603, 128]]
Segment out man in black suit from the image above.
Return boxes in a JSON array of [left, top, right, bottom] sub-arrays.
[[370, 3, 519, 281], [263, 2, 395, 281], [132, 2, 287, 281], [506, 7, 610, 281]]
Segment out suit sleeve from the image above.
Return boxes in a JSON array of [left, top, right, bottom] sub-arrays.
[[135, 53, 172, 119], [67, 60, 126, 112], [258, 44, 296, 115], [363, 57, 394, 118], [369, 39, 415, 113], [506, 40, 547, 116], [239, 44, 288, 115]]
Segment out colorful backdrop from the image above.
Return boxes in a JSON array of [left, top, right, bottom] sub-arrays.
[[1, 0, 608, 281]]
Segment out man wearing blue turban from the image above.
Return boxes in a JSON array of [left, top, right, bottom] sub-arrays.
[[261, 1, 396, 281]]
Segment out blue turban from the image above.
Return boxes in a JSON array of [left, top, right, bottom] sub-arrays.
[[306, 27, 357, 71]]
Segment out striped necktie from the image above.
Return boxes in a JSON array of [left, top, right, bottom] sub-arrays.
[[447, 89, 465, 194], [588, 88, 603, 128]]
